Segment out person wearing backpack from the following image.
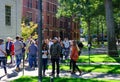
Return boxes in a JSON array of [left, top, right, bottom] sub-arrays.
[[70, 40, 81, 76], [50, 37, 61, 77]]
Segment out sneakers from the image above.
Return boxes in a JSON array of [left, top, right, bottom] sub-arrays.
[[15, 67, 20, 72]]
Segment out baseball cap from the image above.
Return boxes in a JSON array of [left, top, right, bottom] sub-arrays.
[[53, 37, 58, 40]]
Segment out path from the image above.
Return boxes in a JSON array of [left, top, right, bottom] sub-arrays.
[[0, 63, 120, 82]]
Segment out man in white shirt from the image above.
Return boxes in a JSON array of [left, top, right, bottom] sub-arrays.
[[63, 38, 70, 59]]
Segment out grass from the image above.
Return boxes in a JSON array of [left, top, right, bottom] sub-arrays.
[[11, 76, 120, 82], [63, 54, 120, 63], [48, 64, 120, 74]]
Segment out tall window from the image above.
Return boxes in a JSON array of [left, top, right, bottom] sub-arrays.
[[53, 5, 57, 12], [60, 21, 63, 28], [5, 6, 11, 26], [47, 2, 49, 11], [36, 0, 38, 9], [47, 16, 49, 24], [27, 0, 32, 8], [26, 12, 32, 23], [53, 17, 56, 27]]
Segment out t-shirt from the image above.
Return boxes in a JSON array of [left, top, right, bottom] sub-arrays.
[[0, 44, 6, 57], [63, 40, 70, 48], [42, 50, 48, 58], [14, 40, 23, 55]]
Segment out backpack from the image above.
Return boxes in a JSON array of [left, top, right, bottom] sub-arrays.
[[77, 41, 84, 48], [77, 41, 84, 55]]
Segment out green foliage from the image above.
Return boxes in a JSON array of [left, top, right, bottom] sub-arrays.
[[62, 54, 120, 63], [57, 0, 120, 39], [21, 22, 38, 40]]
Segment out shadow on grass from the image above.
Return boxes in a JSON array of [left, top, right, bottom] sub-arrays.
[[79, 65, 120, 74], [11, 77, 50, 82], [11, 76, 109, 82], [112, 50, 120, 63]]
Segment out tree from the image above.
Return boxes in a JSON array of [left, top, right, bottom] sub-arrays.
[[21, 22, 38, 40], [57, 0, 101, 44], [104, 0, 118, 57], [57, 0, 119, 56]]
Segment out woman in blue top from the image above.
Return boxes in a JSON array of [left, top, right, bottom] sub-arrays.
[[28, 39, 38, 68]]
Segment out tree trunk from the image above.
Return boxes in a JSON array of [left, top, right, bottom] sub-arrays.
[[87, 19, 91, 45], [96, 18, 100, 45], [105, 0, 118, 57]]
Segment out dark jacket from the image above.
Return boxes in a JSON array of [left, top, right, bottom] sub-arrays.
[[50, 42, 61, 58], [5, 41, 13, 54]]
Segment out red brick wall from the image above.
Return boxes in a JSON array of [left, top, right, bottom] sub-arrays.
[[22, 0, 80, 40]]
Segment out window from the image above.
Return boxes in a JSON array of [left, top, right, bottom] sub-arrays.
[[27, 0, 32, 8], [64, 22, 68, 28], [53, 5, 57, 12], [53, 17, 56, 27], [5, 6, 11, 26], [36, 0, 38, 9], [26, 12, 32, 22], [60, 21, 63, 28], [47, 16, 49, 24], [47, 2, 49, 11]]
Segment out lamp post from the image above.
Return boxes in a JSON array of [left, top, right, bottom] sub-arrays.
[[38, 0, 42, 82]]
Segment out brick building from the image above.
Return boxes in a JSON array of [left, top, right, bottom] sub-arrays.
[[22, 0, 80, 40]]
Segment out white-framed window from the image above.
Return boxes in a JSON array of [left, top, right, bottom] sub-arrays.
[[5, 5, 11, 26]]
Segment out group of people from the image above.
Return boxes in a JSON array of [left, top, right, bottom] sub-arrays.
[[0, 36, 83, 77]]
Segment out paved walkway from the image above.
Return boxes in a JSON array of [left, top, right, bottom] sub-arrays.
[[0, 63, 120, 82]]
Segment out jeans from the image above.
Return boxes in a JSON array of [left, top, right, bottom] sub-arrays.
[[0, 57, 7, 74], [16, 54, 22, 68], [29, 54, 37, 68], [42, 58, 48, 73], [51, 58, 60, 75], [64, 48, 69, 59]]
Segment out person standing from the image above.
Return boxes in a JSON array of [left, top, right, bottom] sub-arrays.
[[5, 37, 13, 64], [0, 38, 7, 75], [63, 38, 70, 59], [14, 36, 23, 71], [70, 40, 81, 76], [10, 39, 15, 66], [50, 37, 61, 77], [42, 40, 48, 76], [28, 39, 38, 69]]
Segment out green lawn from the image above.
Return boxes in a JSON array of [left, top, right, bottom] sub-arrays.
[[11, 76, 120, 82], [60, 65, 120, 74], [47, 64, 120, 74], [63, 54, 120, 63]]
